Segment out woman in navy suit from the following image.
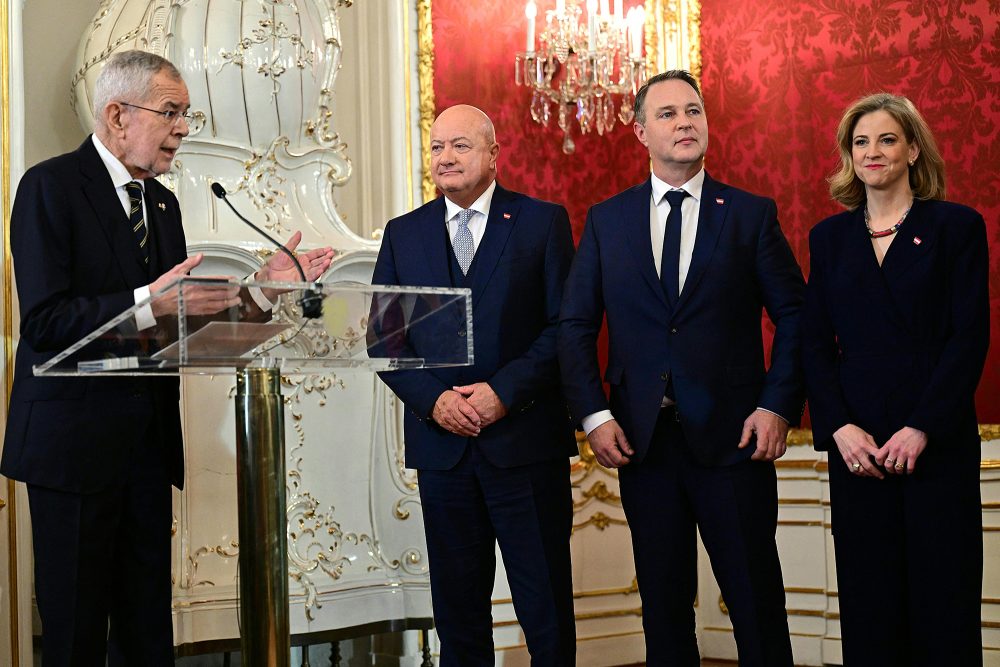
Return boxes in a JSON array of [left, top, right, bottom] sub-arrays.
[[802, 93, 989, 666]]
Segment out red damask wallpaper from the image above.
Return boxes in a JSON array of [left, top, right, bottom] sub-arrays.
[[431, 0, 651, 238], [699, 0, 1000, 421], [431, 0, 1000, 422]]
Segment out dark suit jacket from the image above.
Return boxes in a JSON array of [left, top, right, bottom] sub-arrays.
[[801, 199, 989, 450], [559, 173, 805, 466], [1, 137, 187, 493], [372, 184, 577, 470]]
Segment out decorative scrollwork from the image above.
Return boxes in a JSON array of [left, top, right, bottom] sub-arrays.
[[572, 511, 629, 534], [183, 541, 240, 589], [234, 137, 293, 235], [218, 1, 316, 97], [573, 480, 622, 510]]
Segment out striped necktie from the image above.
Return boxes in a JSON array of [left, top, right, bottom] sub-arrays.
[[453, 208, 475, 275], [124, 180, 150, 265]]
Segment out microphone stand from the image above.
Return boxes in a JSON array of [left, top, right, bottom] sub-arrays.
[[211, 182, 323, 319]]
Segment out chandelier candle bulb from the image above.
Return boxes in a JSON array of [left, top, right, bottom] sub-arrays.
[[587, 0, 598, 51], [525, 1, 537, 53], [628, 6, 645, 59], [514, 0, 648, 152]]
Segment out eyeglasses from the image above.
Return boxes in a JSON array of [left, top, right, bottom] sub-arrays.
[[119, 101, 194, 125]]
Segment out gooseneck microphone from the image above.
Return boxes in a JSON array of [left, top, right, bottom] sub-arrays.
[[211, 182, 323, 319]]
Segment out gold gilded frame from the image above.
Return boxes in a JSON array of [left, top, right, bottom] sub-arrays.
[[1, 0, 21, 661], [416, 0, 436, 203], [415, 0, 702, 203], [645, 0, 701, 79]]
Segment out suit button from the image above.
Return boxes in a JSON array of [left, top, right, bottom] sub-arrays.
[[458, 329, 467, 337], [670, 327, 678, 334], [660, 372, 668, 381]]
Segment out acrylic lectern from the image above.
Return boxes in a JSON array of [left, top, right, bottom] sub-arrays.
[[33, 277, 473, 666]]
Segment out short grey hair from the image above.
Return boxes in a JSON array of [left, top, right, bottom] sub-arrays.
[[92, 50, 183, 124]]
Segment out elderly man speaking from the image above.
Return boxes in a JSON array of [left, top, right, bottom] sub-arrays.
[[2, 50, 332, 665]]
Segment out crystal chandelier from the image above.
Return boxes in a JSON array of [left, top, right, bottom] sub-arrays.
[[515, 0, 647, 154]]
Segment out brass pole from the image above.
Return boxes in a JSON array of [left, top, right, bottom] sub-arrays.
[[235, 367, 290, 667]]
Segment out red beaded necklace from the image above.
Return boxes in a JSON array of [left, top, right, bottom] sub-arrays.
[[864, 201, 913, 238]]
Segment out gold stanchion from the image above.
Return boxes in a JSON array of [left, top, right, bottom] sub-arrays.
[[235, 367, 290, 666]]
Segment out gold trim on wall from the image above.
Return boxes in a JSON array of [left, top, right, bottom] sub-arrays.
[[572, 511, 629, 533], [495, 606, 643, 628], [645, 0, 701, 78], [416, 0, 436, 203], [1, 0, 21, 660], [497, 628, 645, 652], [493, 578, 639, 606], [402, 0, 415, 208]]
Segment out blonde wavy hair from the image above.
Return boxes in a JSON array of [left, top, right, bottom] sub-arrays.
[[828, 93, 946, 210]]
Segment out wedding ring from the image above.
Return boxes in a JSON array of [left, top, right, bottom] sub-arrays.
[[852, 462, 861, 471], [895, 462, 904, 470], [885, 458, 895, 465]]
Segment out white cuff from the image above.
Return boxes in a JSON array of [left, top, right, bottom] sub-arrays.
[[248, 283, 274, 312], [134, 285, 155, 331], [582, 410, 614, 436], [756, 406, 789, 424]]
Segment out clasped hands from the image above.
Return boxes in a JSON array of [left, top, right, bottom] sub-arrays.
[[150, 231, 334, 317], [431, 383, 507, 436], [833, 423, 928, 478]]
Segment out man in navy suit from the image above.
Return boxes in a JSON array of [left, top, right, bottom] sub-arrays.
[[1, 50, 331, 665], [559, 71, 805, 666], [373, 105, 577, 665]]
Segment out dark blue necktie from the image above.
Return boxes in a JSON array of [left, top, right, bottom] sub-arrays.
[[660, 189, 689, 302]]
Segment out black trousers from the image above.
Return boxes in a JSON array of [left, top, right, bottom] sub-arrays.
[[829, 438, 982, 667], [417, 444, 576, 666], [618, 407, 792, 667], [28, 426, 174, 667]]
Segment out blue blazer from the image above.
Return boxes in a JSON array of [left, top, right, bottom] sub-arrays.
[[1, 137, 187, 493], [801, 199, 989, 450], [559, 173, 806, 466], [373, 184, 577, 470]]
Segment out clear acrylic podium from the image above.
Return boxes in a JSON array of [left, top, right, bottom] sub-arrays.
[[34, 277, 474, 666]]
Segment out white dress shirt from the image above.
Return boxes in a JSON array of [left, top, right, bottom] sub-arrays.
[[582, 168, 785, 436], [650, 170, 705, 293], [92, 134, 157, 330], [444, 180, 497, 255], [93, 135, 276, 331], [581, 171, 705, 435]]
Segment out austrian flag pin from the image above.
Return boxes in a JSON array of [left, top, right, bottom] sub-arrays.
[[716, 198, 724, 205], [503, 213, 511, 219], [913, 237, 922, 245]]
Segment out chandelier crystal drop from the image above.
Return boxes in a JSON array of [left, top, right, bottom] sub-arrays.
[[515, 0, 648, 154]]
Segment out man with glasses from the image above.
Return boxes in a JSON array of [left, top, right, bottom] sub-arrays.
[[1, 50, 332, 665]]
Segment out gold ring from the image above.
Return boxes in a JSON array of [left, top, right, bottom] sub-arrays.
[[895, 462, 904, 470], [852, 462, 861, 471]]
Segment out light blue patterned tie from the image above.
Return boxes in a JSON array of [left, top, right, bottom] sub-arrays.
[[453, 208, 475, 275]]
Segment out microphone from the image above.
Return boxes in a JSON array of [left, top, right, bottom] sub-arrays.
[[211, 182, 323, 319]]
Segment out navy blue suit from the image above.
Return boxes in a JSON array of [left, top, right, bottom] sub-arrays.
[[373, 184, 577, 665], [559, 173, 804, 665], [2, 137, 185, 665], [802, 200, 989, 666]]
